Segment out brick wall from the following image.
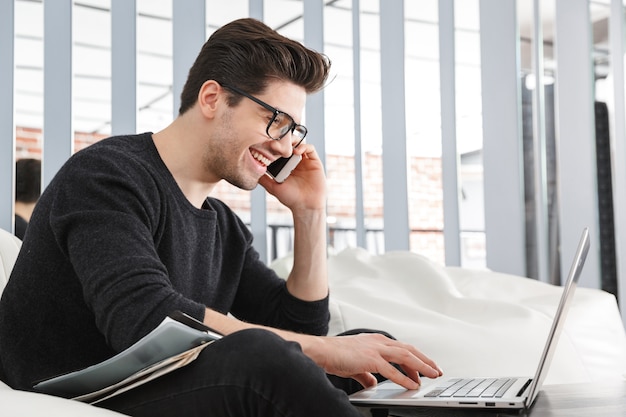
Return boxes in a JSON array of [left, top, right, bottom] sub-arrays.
[[16, 127, 107, 158], [15, 129, 445, 261], [15, 127, 43, 159]]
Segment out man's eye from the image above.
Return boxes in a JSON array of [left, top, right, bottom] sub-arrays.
[[272, 114, 285, 126]]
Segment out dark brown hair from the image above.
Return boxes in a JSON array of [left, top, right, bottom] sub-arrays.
[[178, 18, 331, 114], [15, 158, 41, 203]]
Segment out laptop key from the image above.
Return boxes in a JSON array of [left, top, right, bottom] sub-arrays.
[[424, 378, 465, 397], [466, 378, 497, 397], [495, 378, 517, 398], [453, 379, 486, 397], [439, 379, 473, 397], [424, 388, 446, 397], [481, 378, 511, 397]]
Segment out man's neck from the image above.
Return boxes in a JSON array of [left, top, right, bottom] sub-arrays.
[[152, 118, 218, 209]]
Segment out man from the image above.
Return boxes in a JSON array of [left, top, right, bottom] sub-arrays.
[[13, 158, 41, 240], [0, 18, 441, 416]]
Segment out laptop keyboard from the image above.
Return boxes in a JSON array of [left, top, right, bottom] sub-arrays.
[[424, 378, 517, 398]]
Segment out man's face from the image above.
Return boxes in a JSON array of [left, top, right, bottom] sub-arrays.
[[205, 80, 306, 190]]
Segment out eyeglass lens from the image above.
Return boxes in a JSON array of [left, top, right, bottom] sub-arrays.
[[269, 112, 307, 141]]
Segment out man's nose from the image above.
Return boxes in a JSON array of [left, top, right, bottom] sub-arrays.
[[274, 134, 299, 158]]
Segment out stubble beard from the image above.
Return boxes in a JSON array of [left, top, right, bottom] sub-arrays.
[[206, 111, 261, 191]]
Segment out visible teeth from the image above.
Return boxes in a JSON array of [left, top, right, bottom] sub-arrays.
[[251, 150, 271, 166]]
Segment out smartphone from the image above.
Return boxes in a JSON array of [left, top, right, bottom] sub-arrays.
[[266, 153, 302, 183], [265, 138, 305, 183]]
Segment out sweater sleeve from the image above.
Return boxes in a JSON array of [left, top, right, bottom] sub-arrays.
[[49, 144, 206, 352], [219, 211, 330, 336]]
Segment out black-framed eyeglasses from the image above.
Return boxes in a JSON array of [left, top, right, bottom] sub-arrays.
[[222, 84, 307, 142]]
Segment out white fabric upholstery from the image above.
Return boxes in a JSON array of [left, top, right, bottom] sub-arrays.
[[273, 247, 626, 385], [2, 229, 625, 413], [0, 228, 20, 295], [0, 228, 126, 415], [0, 228, 20, 392], [0, 390, 128, 416]]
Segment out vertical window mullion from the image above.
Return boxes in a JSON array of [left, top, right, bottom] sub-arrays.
[[554, 0, 600, 288], [352, 0, 366, 248], [479, 0, 526, 276], [172, 0, 205, 119], [43, 0, 73, 188], [0, 0, 15, 232], [111, 0, 137, 135], [249, 0, 269, 263], [380, 0, 409, 251], [439, 0, 461, 264]]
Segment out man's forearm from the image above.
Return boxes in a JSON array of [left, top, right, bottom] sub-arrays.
[[286, 208, 328, 301]]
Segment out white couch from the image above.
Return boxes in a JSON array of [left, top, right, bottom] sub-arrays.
[[2, 227, 625, 415], [272, 248, 626, 386]]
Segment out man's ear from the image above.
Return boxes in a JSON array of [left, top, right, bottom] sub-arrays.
[[197, 80, 222, 119]]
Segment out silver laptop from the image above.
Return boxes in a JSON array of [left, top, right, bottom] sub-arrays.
[[349, 227, 590, 411]]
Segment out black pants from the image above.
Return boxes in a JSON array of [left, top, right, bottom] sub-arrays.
[[97, 328, 390, 417]]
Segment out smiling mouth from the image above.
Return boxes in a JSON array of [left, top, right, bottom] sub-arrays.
[[250, 149, 271, 167]]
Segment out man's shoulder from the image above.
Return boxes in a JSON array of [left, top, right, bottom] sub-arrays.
[[64, 133, 155, 172], [46, 132, 162, 197], [83, 132, 154, 156]]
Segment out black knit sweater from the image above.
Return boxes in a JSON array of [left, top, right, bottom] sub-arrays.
[[0, 133, 329, 390]]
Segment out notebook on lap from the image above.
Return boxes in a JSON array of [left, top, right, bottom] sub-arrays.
[[349, 227, 590, 411]]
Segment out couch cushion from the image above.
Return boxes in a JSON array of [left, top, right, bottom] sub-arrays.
[[272, 247, 626, 385], [0, 228, 21, 295], [0, 389, 127, 416], [324, 248, 626, 385]]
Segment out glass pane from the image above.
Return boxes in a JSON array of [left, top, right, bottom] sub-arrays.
[[324, 1, 358, 252], [15, 0, 44, 159], [137, 0, 172, 134], [517, 0, 558, 281], [73, 1, 111, 150], [359, 2, 385, 253], [405, 0, 444, 263]]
